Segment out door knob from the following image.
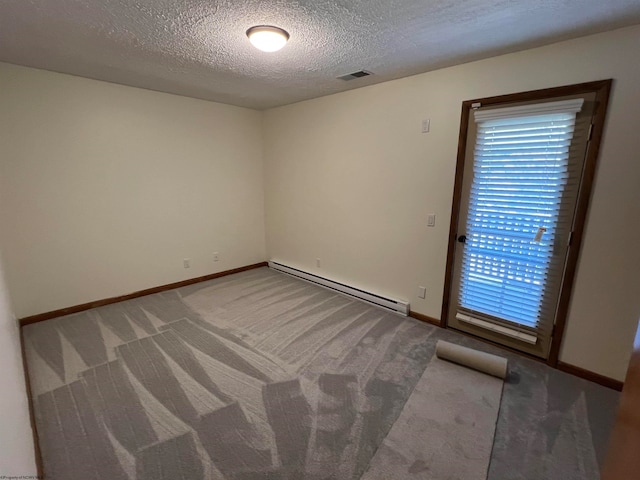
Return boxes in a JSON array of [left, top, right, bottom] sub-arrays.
[[457, 235, 467, 243]]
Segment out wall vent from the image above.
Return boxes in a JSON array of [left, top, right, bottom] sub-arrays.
[[338, 70, 373, 81], [268, 261, 409, 315]]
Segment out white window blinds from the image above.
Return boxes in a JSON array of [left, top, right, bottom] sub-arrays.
[[458, 99, 585, 340]]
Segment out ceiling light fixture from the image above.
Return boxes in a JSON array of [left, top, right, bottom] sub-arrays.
[[246, 25, 290, 52]]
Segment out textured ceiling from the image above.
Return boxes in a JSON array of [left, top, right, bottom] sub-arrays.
[[1, 1, 640, 109]]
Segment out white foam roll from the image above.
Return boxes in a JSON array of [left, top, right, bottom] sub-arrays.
[[435, 340, 508, 379]]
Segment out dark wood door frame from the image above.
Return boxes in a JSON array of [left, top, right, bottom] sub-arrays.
[[440, 79, 613, 368]]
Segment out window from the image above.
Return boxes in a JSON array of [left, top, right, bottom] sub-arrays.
[[444, 81, 611, 362]]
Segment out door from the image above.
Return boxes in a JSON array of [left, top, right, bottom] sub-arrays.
[[601, 319, 640, 479], [445, 84, 610, 360]]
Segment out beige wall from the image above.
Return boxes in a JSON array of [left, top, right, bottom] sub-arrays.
[[0, 63, 266, 318], [263, 25, 640, 381], [0, 250, 37, 475], [1, 26, 638, 382]]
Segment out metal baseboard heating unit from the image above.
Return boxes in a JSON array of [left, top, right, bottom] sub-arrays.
[[268, 261, 409, 316]]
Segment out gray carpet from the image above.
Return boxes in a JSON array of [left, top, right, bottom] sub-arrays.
[[362, 356, 503, 479], [23, 267, 619, 479]]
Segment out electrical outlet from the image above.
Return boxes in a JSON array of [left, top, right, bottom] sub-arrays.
[[316, 258, 321, 268], [213, 252, 219, 262], [418, 286, 427, 299], [183, 258, 191, 269]]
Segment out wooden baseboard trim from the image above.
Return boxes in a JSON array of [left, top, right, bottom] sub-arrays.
[[440, 324, 622, 390], [409, 311, 442, 327], [558, 361, 624, 392], [20, 327, 44, 478], [19, 262, 268, 327], [18, 261, 267, 476]]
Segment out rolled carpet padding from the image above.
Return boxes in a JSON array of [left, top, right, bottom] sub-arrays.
[[436, 340, 508, 379]]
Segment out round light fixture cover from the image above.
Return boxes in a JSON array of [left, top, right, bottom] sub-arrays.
[[247, 25, 290, 52]]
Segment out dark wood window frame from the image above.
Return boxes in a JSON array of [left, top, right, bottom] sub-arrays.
[[441, 79, 613, 367]]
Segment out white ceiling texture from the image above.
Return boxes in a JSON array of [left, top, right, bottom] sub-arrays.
[[1, 0, 640, 109]]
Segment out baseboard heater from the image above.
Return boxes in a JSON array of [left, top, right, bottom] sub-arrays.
[[268, 261, 409, 316]]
